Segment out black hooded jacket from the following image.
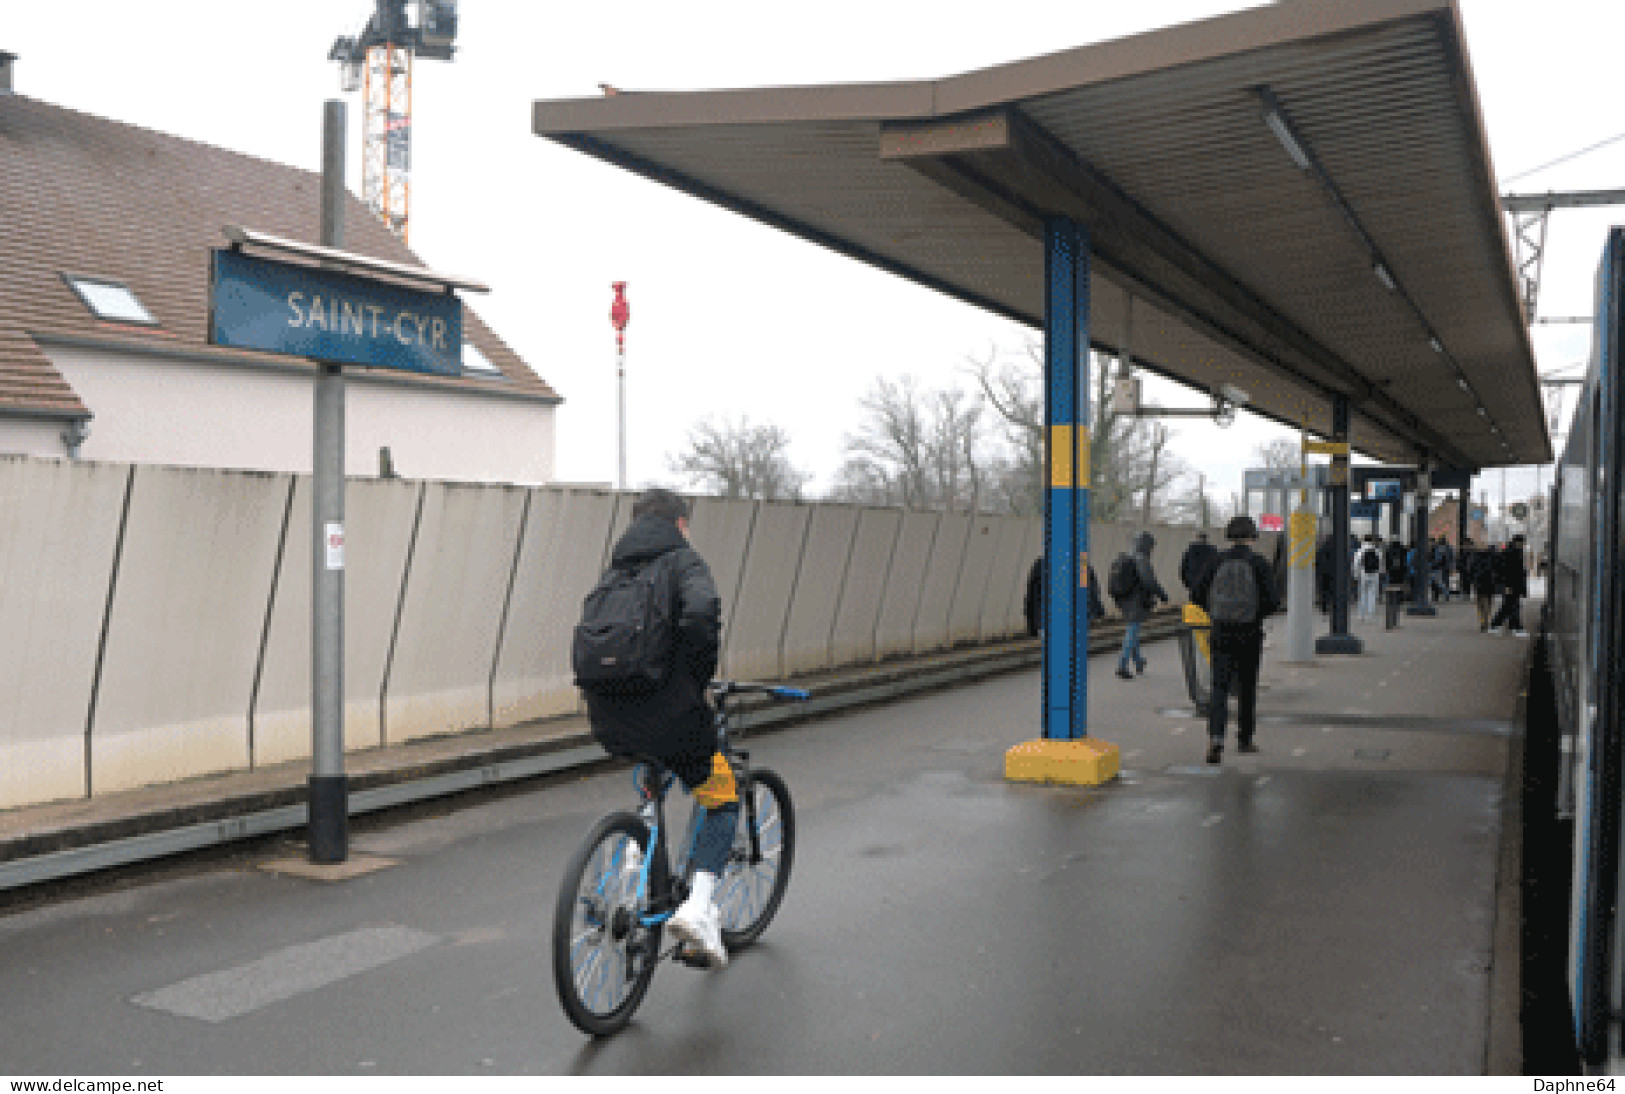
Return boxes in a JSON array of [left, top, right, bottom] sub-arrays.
[[584, 514, 722, 761]]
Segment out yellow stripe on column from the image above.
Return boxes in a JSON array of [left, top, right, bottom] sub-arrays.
[[1050, 424, 1073, 487], [1048, 424, 1091, 488]]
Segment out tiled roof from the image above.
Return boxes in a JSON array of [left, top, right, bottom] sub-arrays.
[[0, 93, 558, 416]]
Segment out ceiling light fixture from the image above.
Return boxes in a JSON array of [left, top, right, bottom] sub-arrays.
[[1457, 377, 1471, 391], [1263, 107, 1312, 171], [1429, 337, 1444, 353], [1374, 262, 1398, 292]]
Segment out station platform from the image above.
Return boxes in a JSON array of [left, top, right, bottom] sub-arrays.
[[0, 597, 1533, 1075]]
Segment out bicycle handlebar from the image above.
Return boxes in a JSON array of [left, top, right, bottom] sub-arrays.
[[708, 681, 811, 702]]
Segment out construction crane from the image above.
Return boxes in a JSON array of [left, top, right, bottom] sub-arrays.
[[328, 1, 459, 242], [1503, 188, 1625, 323]]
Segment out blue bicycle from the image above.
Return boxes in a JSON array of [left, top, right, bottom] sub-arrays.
[[552, 681, 805, 1037]]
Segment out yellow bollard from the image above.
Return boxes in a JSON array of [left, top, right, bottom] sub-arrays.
[[1183, 602, 1212, 663]]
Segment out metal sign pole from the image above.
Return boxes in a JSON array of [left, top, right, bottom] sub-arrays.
[[310, 99, 349, 864], [611, 282, 630, 492]]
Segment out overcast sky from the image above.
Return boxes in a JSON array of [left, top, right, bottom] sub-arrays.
[[7, 1, 1620, 514]]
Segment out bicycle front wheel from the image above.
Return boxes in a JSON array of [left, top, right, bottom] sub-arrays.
[[718, 767, 795, 950], [551, 812, 660, 1037]]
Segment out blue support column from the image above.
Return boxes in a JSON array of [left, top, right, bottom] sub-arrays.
[[1006, 217, 1118, 785], [1043, 217, 1088, 740]]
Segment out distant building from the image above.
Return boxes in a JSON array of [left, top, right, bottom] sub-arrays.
[[1429, 496, 1486, 547], [0, 59, 559, 483]]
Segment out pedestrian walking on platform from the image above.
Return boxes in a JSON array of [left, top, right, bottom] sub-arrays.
[[1466, 538, 1497, 630], [1314, 536, 1334, 614], [1180, 532, 1218, 596], [1488, 534, 1530, 637], [1109, 532, 1169, 680], [1192, 516, 1280, 764], [1355, 535, 1384, 621]]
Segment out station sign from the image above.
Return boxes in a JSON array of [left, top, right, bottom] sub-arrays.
[[209, 248, 462, 376], [1259, 513, 1285, 532], [1244, 466, 1328, 491], [1367, 480, 1404, 500], [1350, 501, 1380, 520]]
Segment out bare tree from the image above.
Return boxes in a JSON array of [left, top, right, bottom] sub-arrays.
[[1163, 472, 1217, 528], [969, 340, 1172, 522], [969, 344, 1043, 515], [668, 415, 809, 500], [833, 374, 990, 510], [1135, 420, 1188, 524], [1255, 438, 1300, 471]]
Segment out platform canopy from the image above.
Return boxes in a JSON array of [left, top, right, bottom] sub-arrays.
[[533, 0, 1547, 472]]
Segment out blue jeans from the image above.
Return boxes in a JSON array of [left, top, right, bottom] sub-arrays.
[[690, 802, 739, 876], [1119, 621, 1145, 672]]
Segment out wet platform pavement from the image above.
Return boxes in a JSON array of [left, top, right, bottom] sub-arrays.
[[0, 597, 1530, 1075]]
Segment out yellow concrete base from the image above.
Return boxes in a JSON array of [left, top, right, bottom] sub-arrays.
[[1004, 738, 1121, 787]]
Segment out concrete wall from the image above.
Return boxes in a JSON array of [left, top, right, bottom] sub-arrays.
[[253, 476, 423, 765], [90, 464, 289, 794], [724, 504, 811, 681], [1, 453, 1277, 812], [491, 488, 619, 728], [874, 511, 941, 660], [0, 458, 128, 808], [780, 506, 862, 677], [383, 482, 529, 744], [914, 511, 972, 652], [829, 508, 904, 665]]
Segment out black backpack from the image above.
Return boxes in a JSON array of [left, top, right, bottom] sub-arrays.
[[1107, 553, 1140, 600], [1361, 547, 1381, 574], [1208, 554, 1261, 624], [572, 553, 678, 694]]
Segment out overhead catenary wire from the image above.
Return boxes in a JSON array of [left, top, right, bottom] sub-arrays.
[[1505, 129, 1625, 184]]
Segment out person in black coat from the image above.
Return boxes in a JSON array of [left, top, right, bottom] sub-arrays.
[[1488, 534, 1529, 636], [1180, 532, 1219, 596], [1466, 539, 1498, 630], [581, 488, 733, 967], [1191, 515, 1280, 765], [1024, 556, 1104, 638]]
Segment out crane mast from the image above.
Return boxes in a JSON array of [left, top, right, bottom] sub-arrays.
[[329, 1, 458, 243]]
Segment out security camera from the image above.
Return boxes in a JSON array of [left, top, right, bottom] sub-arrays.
[[1219, 383, 1251, 408]]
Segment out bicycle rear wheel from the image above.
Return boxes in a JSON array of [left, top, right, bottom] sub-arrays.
[[718, 768, 795, 950], [551, 812, 660, 1037]]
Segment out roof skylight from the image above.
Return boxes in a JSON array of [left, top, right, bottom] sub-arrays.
[[63, 276, 157, 325]]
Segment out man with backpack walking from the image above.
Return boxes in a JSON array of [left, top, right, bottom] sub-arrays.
[[573, 488, 733, 968], [1355, 535, 1385, 622], [1191, 515, 1280, 764], [1109, 532, 1170, 680]]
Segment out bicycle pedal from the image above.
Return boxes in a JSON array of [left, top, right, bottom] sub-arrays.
[[675, 945, 712, 969]]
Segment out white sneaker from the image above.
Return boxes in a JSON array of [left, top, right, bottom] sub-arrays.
[[1513, 629, 1530, 639], [1488, 627, 1503, 636], [669, 872, 728, 969]]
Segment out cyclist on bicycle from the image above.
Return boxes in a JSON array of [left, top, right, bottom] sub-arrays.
[[580, 488, 735, 968]]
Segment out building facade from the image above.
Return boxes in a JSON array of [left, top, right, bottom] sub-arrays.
[[0, 59, 558, 483]]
